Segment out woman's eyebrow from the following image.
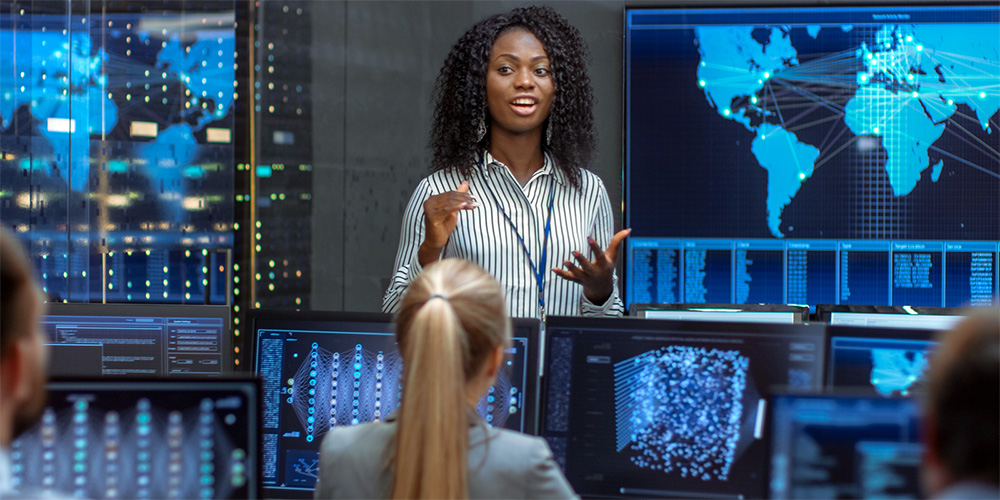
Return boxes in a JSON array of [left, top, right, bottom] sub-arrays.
[[494, 54, 549, 62]]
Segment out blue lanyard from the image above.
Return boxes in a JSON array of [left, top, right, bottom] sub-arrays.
[[478, 154, 557, 319]]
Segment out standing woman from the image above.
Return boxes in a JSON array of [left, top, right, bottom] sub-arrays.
[[315, 259, 576, 499], [383, 5, 629, 319]]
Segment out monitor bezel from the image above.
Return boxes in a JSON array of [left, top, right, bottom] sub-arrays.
[[42, 302, 233, 375]]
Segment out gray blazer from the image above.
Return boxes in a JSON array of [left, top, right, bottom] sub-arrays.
[[313, 415, 578, 499]]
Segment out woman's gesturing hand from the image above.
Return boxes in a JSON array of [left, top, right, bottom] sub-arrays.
[[553, 228, 631, 306], [418, 181, 477, 266]]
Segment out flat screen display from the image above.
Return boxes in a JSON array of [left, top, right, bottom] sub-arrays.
[[8, 378, 260, 499], [250, 310, 541, 498], [768, 393, 923, 499], [1, 5, 236, 303], [625, 4, 1000, 310], [826, 324, 940, 396], [540, 316, 825, 498], [42, 303, 231, 376]]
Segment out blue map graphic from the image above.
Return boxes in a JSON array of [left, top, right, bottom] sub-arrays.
[[869, 348, 928, 396], [1, 10, 235, 302], [1, 17, 234, 192], [695, 23, 999, 238]]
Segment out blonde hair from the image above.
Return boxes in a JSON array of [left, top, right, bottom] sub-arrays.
[[391, 258, 510, 499]]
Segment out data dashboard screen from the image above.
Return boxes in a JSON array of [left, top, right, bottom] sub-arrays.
[[540, 316, 825, 499], [625, 4, 1000, 310], [768, 394, 923, 499], [251, 311, 540, 498], [9, 378, 260, 499], [42, 303, 231, 376]]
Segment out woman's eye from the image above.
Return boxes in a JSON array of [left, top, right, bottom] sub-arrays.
[[498, 66, 513, 74], [535, 67, 550, 76]]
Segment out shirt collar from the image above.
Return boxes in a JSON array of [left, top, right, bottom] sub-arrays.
[[479, 149, 567, 187]]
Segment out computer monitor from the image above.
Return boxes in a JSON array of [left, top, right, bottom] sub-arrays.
[[624, 3, 1000, 311], [41, 303, 232, 376], [768, 393, 923, 499], [630, 303, 809, 323], [540, 316, 826, 499], [817, 304, 966, 330], [250, 310, 541, 498], [9, 378, 260, 499], [826, 324, 941, 397]]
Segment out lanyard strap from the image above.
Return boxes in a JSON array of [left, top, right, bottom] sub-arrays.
[[479, 155, 557, 319]]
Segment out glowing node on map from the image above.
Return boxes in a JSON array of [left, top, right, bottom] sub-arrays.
[[873, 127, 880, 134], [723, 108, 731, 116], [798, 172, 806, 180], [911, 91, 919, 98], [763, 71, 771, 80], [916, 44, 923, 52], [698, 79, 706, 88], [751, 96, 758, 104], [979, 92, 987, 99], [947, 99, 955, 105], [857, 73, 869, 84]]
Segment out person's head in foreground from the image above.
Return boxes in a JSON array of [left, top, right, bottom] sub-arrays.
[[394, 258, 511, 498], [0, 227, 49, 450], [922, 307, 1000, 499]]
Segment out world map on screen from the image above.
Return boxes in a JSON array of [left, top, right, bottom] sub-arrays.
[[0, 17, 234, 193], [870, 348, 928, 397], [695, 24, 999, 238]]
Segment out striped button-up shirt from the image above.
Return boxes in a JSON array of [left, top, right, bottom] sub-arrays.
[[383, 151, 624, 318]]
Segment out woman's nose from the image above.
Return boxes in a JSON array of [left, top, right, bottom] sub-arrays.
[[514, 69, 535, 89]]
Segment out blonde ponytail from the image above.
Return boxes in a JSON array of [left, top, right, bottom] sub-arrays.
[[392, 259, 509, 499]]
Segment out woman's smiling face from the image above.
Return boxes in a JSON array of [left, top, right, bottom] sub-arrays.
[[485, 28, 555, 138]]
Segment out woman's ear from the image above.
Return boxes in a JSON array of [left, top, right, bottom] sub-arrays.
[[485, 345, 505, 379], [1, 339, 28, 403]]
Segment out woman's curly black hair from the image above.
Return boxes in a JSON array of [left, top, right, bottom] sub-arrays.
[[429, 5, 595, 189]]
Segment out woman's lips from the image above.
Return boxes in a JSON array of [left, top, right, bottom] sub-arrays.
[[510, 97, 539, 116], [511, 103, 538, 116]]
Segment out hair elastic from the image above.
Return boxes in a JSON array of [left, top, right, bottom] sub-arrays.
[[427, 293, 450, 302]]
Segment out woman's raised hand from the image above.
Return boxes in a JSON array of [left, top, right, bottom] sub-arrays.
[[553, 228, 631, 306], [418, 181, 477, 266]]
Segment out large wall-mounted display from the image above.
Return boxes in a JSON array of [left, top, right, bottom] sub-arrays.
[[625, 3, 999, 310], [1, 1, 235, 303]]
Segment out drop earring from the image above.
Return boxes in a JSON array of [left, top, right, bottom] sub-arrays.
[[476, 113, 487, 143]]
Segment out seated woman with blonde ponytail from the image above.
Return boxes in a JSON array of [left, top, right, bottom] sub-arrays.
[[315, 258, 577, 499]]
